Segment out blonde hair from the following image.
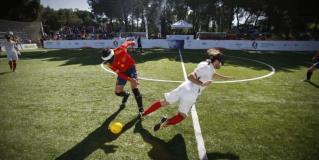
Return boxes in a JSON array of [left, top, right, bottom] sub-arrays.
[[207, 48, 222, 56]]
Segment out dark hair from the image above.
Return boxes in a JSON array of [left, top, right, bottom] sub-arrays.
[[101, 48, 114, 63], [209, 53, 224, 65], [4, 34, 10, 40]]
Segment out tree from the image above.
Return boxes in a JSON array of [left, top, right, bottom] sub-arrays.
[[0, 0, 41, 21]]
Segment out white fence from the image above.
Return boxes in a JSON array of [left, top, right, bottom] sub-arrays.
[[44, 39, 319, 51], [1, 43, 37, 51]]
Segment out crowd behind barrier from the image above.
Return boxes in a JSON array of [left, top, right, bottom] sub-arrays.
[[1, 24, 318, 50], [44, 25, 148, 41]]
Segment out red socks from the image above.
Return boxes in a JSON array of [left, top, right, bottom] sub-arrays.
[[143, 100, 161, 116], [166, 113, 184, 125], [143, 101, 185, 126], [8, 61, 17, 72], [13, 60, 16, 72], [8, 61, 12, 71]]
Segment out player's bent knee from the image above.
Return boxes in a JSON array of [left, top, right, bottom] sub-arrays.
[[160, 99, 170, 106]]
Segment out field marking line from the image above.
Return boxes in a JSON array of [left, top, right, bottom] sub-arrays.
[[178, 49, 208, 160], [100, 53, 276, 160], [213, 55, 276, 83], [100, 63, 183, 83], [100, 56, 275, 84]]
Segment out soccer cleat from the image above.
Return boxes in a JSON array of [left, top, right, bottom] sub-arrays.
[[121, 92, 130, 105], [119, 104, 126, 109], [138, 108, 144, 119], [153, 117, 167, 132], [302, 79, 310, 82]]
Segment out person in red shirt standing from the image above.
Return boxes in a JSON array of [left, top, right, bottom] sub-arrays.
[[102, 40, 144, 116]]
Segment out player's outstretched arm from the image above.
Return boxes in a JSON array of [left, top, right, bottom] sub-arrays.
[[121, 41, 136, 48], [213, 72, 234, 80]]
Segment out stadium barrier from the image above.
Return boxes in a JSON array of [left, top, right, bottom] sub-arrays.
[[1, 43, 38, 51], [43, 39, 319, 51], [20, 44, 38, 50]]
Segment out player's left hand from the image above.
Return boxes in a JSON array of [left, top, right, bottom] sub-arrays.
[[227, 76, 235, 80], [130, 78, 139, 86], [201, 80, 212, 86]]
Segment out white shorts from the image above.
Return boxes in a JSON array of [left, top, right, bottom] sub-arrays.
[[7, 51, 18, 61], [164, 82, 198, 116]]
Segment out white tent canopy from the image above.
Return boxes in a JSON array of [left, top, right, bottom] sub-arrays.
[[171, 20, 193, 29]]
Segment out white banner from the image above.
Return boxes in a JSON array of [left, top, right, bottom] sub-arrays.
[[166, 35, 194, 40], [184, 40, 319, 51], [44, 40, 319, 51], [1, 43, 37, 51], [20, 44, 38, 50]]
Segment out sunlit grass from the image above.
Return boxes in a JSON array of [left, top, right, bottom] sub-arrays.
[[0, 48, 318, 160]]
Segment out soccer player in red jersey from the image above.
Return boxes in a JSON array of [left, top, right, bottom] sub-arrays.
[[102, 41, 144, 116]]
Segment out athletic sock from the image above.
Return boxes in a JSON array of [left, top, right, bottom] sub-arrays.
[[143, 100, 161, 116], [13, 61, 16, 72], [8, 61, 12, 71], [132, 88, 143, 109], [306, 70, 313, 80], [115, 91, 128, 97], [166, 113, 184, 126]]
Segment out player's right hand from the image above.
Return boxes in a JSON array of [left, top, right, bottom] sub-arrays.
[[201, 80, 212, 86], [130, 78, 139, 86]]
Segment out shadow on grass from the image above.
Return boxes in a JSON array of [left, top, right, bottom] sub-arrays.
[[221, 50, 314, 72], [207, 152, 239, 160], [55, 105, 139, 160], [21, 48, 314, 72], [24, 49, 102, 66], [0, 71, 11, 75], [133, 120, 188, 160], [305, 81, 319, 88]]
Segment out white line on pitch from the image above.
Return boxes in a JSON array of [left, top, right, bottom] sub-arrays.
[[178, 49, 208, 160], [100, 55, 275, 84]]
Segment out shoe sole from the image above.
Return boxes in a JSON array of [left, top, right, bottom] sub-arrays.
[[153, 117, 167, 131]]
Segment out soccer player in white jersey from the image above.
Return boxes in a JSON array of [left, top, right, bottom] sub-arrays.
[[142, 48, 234, 131], [1, 34, 20, 72]]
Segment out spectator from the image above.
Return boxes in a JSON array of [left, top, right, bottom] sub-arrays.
[[1, 34, 20, 72], [303, 50, 319, 81]]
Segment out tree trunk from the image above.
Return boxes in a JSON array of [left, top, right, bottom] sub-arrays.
[[141, 13, 145, 31], [131, 14, 134, 32], [228, 4, 234, 31], [235, 7, 240, 29], [311, 21, 318, 40]]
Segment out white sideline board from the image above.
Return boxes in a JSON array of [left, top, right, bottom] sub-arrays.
[[43, 39, 319, 51], [1, 43, 37, 51]]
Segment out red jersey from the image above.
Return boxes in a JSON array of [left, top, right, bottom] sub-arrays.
[[108, 41, 136, 80]]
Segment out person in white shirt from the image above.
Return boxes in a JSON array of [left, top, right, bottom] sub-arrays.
[[1, 34, 19, 72], [141, 48, 234, 131]]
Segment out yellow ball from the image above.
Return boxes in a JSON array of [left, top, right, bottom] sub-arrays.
[[109, 122, 123, 134]]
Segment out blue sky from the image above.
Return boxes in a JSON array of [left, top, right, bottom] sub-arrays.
[[41, 0, 90, 11]]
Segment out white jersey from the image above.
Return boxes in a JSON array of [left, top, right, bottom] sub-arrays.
[[1, 40, 19, 61], [185, 60, 215, 95], [1, 40, 17, 54], [164, 60, 215, 115]]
